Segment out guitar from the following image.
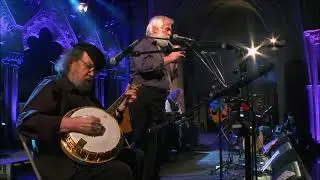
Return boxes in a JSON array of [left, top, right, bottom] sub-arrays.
[[119, 107, 132, 134], [209, 101, 231, 123]]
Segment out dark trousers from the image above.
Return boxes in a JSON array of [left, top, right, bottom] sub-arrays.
[[34, 144, 141, 180], [72, 160, 133, 180], [72, 146, 144, 180], [129, 86, 168, 180], [34, 152, 133, 180]]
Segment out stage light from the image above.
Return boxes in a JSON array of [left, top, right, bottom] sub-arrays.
[[78, 2, 88, 13], [247, 46, 258, 57], [245, 41, 262, 60], [267, 35, 286, 51], [269, 37, 278, 44], [78, 0, 89, 13]]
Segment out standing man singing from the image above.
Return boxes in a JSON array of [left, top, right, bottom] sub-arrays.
[[129, 16, 185, 180]]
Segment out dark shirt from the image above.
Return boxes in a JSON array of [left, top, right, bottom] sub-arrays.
[[17, 75, 102, 144], [130, 38, 172, 90], [16, 75, 105, 179]]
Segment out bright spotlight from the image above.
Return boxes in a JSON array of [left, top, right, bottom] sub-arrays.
[[267, 35, 285, 50], [245, 42, 261, 60], [78, 2, 88, 13], [247, 46, 258, 57], [269, 37, 277, 44]]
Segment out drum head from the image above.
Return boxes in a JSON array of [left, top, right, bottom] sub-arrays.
[[69, 107, 121, 153]]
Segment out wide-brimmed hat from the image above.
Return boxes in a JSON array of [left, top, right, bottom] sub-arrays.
[[74, 42, 106, 71]]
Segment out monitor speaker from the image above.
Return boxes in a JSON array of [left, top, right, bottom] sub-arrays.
[[261, 141, 296, 172], [273, 161, 312, 180]]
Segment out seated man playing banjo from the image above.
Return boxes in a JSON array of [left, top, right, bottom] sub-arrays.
[[17, 43, 137, 180]]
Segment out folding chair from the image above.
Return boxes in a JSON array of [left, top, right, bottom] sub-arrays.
[[17, 133, 42, 180]]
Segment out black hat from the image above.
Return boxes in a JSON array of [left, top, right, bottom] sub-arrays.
[[74, 42, 106, 71]]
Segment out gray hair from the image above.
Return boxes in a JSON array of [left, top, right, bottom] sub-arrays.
[[146, 16, 174, 36], [54, 47, 85, 75]]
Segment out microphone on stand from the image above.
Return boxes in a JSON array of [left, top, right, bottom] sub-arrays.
[[172, 34, 235, 50], [172, 34, 196, 42], [110, 39, 140, 65]]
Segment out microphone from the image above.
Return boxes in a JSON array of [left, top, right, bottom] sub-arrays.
[[110, 39, 140, 65], [221, 43, 235, 50], [172, 34, 195, 42]]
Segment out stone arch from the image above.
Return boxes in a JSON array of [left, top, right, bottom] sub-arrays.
[[22, 9, 78, 50]]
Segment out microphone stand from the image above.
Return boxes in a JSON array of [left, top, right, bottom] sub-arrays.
[[218, 98, 224, 179], [236, 56, 260, 180], [110, 36, 186, 65], [131, 48, 187, 57]]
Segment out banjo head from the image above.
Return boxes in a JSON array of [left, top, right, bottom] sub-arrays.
[[61, 107, 123, 164]]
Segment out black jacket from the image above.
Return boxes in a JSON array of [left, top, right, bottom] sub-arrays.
[[17, 75, 103, 179]]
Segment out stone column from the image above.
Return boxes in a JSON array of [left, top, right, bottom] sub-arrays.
[[94, 69, 108, 108], [304, 29, 320, 143], [1, 52, 23, 139]]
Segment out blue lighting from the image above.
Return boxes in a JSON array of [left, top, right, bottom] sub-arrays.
[[78, 2, 88, 13], [96, 0, 126, 21], [69, 0, 78, 5]]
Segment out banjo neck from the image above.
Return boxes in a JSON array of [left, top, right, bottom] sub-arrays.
[[105, 80, 140, 116], [105, 93, 127, 116]]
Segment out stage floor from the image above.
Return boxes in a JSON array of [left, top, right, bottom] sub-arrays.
[[1, 132, 319, 180]]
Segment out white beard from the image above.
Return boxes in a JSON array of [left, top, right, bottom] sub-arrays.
[[73, 79, 93, 94], [155, 39, 169, 47]]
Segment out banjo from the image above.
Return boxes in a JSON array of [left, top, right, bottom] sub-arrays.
[[60, 83, 138, 164]]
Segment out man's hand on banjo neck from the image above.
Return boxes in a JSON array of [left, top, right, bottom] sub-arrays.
[[116, 86, 138, 115]]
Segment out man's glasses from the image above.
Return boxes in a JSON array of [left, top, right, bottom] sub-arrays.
[[80, 59, 95, 71]]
